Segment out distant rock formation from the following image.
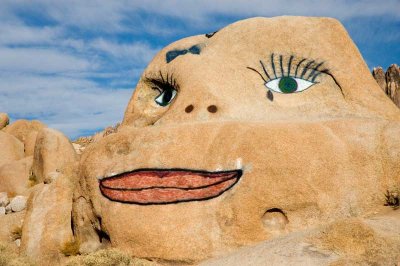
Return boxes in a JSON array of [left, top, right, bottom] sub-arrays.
[[373, 64, 400, 108]]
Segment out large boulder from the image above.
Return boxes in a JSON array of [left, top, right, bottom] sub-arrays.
[[0, 156, 33, 196], [3, 119, 46, 158], [20, 174, 75, 264], [3, 119, 46, 143], [31, 128, 77, 184], [0, 131, 24, 167], [0, 113, 9, 129], [73, 17, 400, 263]]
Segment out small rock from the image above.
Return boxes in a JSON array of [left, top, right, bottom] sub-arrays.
[[10, 196, 27, 212], [0, 192, 9, 207], [0, 206, 5, 215], [15, 239, 21, 247], [5, 204, 12, 214]]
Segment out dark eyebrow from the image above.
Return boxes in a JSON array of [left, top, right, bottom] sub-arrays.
[[166, 44, 202, 63]]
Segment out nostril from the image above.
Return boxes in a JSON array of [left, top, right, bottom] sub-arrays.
[[185, 105, 194, 113], [262, 208, 288, 232], [207, 105, 218, 113]]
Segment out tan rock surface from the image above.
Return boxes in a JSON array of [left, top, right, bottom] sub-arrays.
[[24, 130, 39, 157], [0, 131, 24, 168], [200, 209, 400, 266], [3, 119, 46, 143], [73, 16, 400, 262], [0, 113, 9, 129], [0, 156, 33, 196], [20, 174, 75, 264], [31, 128, 77, 184], [372, 64, 400, 108]]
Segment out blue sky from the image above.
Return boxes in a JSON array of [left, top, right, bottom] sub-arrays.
[[0, 0, 399, 139]]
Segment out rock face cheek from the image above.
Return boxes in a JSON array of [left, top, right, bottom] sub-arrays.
[[77, 120, 399, 261]]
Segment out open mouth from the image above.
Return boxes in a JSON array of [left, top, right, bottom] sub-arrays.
[[99, 168, 242, 205]]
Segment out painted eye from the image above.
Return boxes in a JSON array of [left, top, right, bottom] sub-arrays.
[[154, 88, 177, 106], [145, 72, 179, 107], [247, 53, 329, 101], [265, 76, 315, 94]]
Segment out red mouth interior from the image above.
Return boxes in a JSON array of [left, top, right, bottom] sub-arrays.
[[99, 169, 242, 204]]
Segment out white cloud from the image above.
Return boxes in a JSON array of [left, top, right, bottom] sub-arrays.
[[89, 39, 159, 64], [0, 24, 61, 45], [0, 73, 132, 138], [0, 47, 92, 73]]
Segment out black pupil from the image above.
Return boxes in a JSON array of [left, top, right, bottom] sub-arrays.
[[159, 89, 173, 106]]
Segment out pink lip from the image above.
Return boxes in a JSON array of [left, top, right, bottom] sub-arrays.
[[99, 169, 242, 205]]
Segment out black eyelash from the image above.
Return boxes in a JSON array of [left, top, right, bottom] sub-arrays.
[[144, 71, 179, 93], [271, 53, 277, 79], [247, 54, 327, 83], [294, 58, 306, 77]]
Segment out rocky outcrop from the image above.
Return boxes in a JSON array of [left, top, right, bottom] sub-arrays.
[[372, 67, 386, 91], [372, 64, 400, 108], [73, 123, 120, 150], [31, 128, 77, 184]]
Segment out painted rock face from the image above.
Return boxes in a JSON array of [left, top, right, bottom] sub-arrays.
[[76, 17, 400, 262]]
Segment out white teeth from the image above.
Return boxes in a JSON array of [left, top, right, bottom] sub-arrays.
[[236, 158, 243, 169], [104, 172, 118, 178]]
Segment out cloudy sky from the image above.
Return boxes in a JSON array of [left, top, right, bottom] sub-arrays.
[[0, 0, 399, 139]]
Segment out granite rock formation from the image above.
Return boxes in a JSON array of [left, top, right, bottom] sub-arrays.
[[73, 16, 400, 263], [372, 64, 400, 108]]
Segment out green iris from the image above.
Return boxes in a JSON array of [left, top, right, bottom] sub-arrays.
[[278, 77, 298, 93]]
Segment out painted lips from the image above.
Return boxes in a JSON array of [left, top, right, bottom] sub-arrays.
[[99, 169, 242, 205]]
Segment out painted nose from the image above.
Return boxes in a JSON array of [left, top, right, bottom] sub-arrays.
[[184, 104, 218, 114], [207, 105, 218, 113]]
